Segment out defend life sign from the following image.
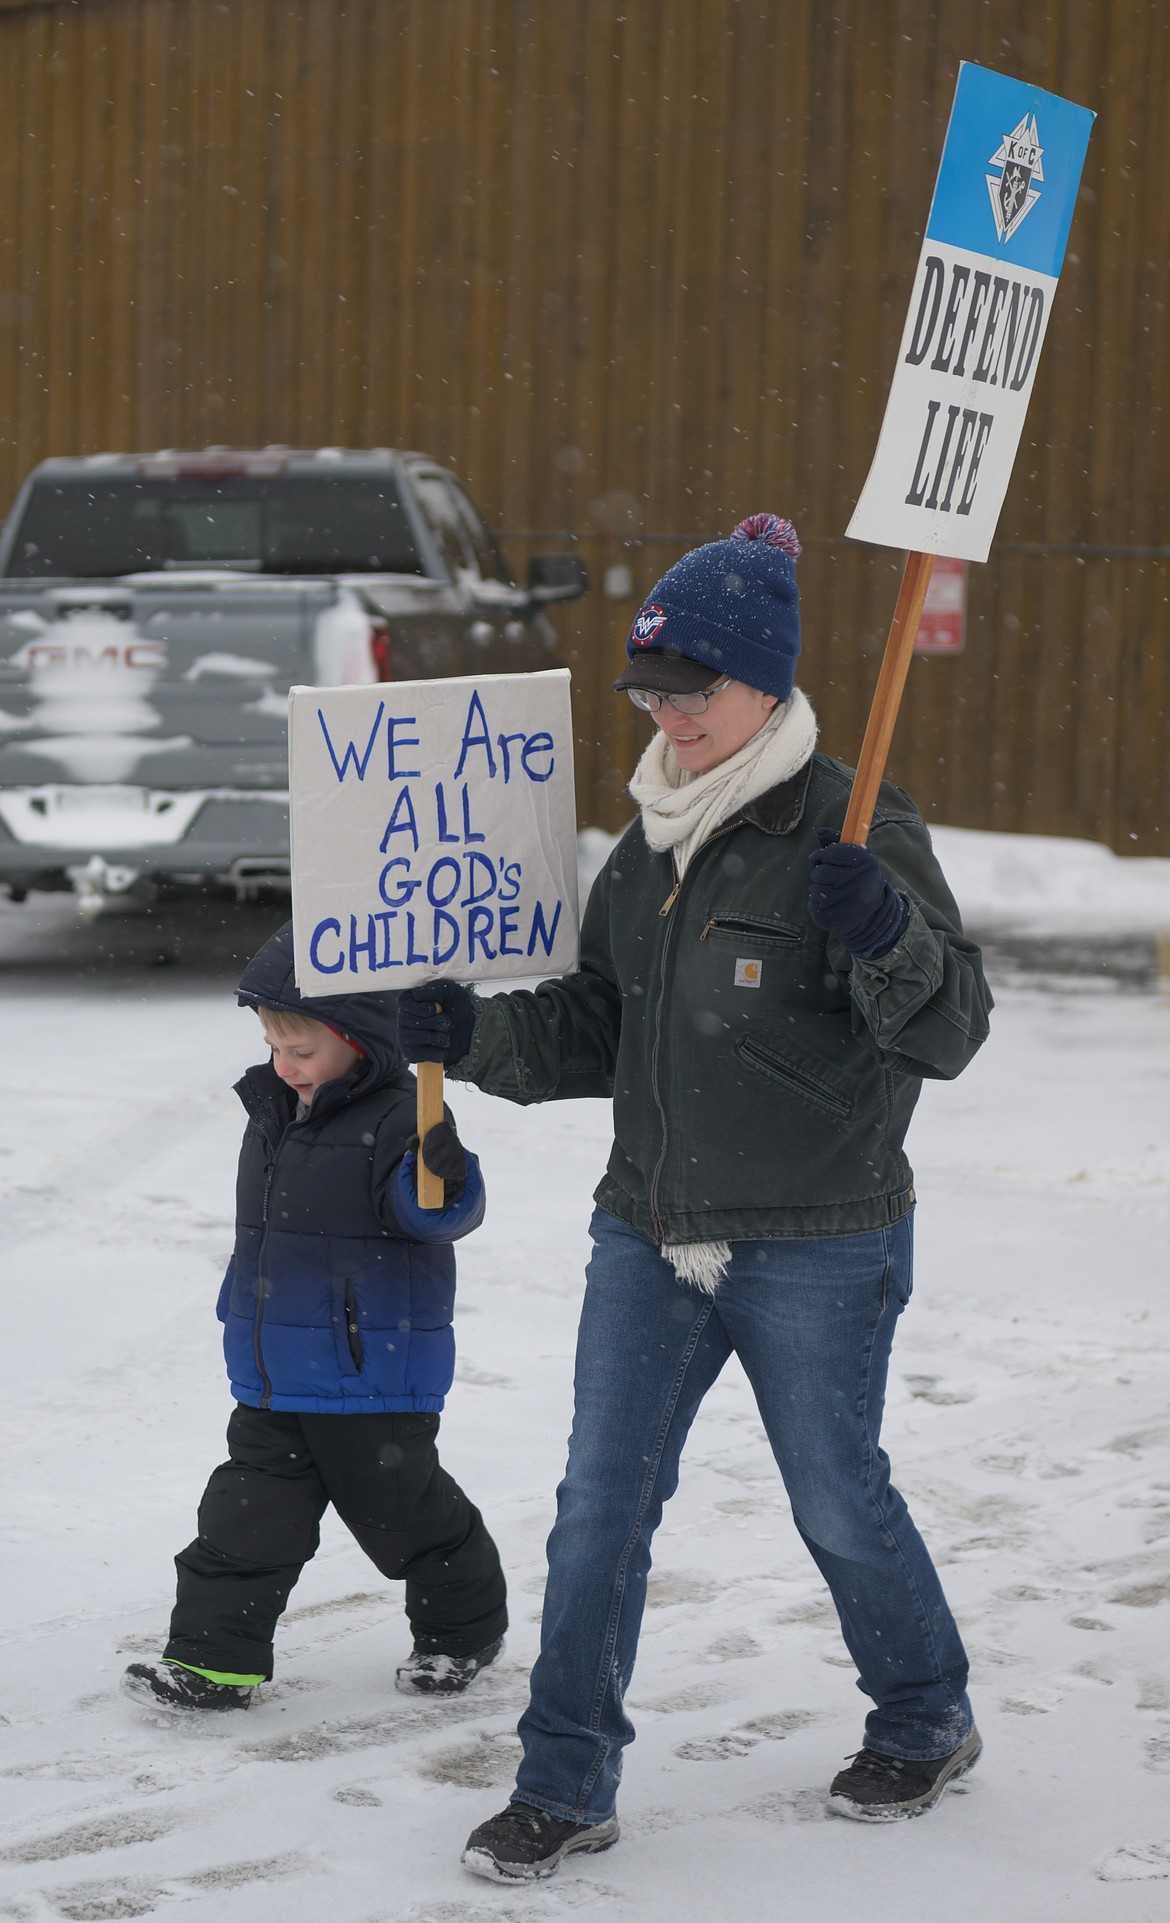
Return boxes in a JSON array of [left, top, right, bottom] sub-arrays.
[[847, 63, 1094, 564], [289, 669, 579, 996]]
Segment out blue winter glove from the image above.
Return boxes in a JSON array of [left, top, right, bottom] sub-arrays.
[[394, 1125, 486, 1241], [807, 827, 910, 958], [396, 979, 476, 1064]]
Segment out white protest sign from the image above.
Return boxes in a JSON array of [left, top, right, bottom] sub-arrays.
[[289, 669, 578, 997], [847, 63, 1094, 563]]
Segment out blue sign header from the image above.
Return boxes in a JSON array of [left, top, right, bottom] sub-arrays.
[[926, 63, 1095, 278]]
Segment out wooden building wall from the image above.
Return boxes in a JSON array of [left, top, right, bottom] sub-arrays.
[[0, 0, 1166, 850]]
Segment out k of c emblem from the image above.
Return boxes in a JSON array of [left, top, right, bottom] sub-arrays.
[[986, 112, 1044, 243]]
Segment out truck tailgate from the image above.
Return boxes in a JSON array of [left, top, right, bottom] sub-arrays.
[[0, 580, 342, 789]]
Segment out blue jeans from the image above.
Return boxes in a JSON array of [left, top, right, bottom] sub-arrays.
[[514, 1208, 973, 1823]]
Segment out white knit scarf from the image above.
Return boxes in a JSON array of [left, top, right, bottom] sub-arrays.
[[628, 688, 818, 1292]]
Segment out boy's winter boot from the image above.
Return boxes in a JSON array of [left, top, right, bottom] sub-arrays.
[[462, 1802, 620, 1882], [828, 1726, 982, 1820], [395, 1634, 504, 1697], [121, 1661, 255, 1714]]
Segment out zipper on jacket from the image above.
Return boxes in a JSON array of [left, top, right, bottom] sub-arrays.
[[699, 914, 801, 945], [251, 1101, 291, 1412], [647, 819, 744, 1239], [658, 820, 743, 922], [344, 1281, 364, 1373], [254, 1159, 275, 1409]]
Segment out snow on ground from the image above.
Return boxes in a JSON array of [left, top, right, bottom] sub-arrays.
[[1, 827, 1169, 1923]]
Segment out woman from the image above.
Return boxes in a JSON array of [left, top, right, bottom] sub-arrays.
[[397, 514, 993, 1883]]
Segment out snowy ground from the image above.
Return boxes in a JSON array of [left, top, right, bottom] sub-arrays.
[[2, 829, 1169, 1923]]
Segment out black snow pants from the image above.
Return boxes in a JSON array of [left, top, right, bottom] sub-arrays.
[[164, 1403, 507, 1680]]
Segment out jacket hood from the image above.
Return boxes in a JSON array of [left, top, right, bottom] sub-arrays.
[[237, 921, 405, 1089]]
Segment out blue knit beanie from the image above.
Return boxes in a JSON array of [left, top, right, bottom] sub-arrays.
[[615, 513, 802, 702]]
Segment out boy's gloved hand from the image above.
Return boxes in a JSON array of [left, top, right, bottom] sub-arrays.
[[397, 979, 476, 1064], [394, 1127, 486, 1240], [418, 1121, 468, 1203], [807, 828, 910, 959]]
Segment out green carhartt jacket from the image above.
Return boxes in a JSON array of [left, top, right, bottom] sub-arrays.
[[450, 752, 992, 1245]]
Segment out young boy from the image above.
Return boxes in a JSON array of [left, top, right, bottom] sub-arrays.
[[123, 920, 506, 1714]]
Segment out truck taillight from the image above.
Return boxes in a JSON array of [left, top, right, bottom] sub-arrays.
[[369, 616, 393, 680]]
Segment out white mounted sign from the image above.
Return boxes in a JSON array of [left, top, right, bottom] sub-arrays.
[[848, 63, 1094, 564], [289, 669, 579, 996]]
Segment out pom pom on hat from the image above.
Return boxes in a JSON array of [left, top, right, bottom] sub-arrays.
[[731, 513, 802, 557]]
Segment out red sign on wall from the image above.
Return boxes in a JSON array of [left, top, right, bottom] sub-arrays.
[[914, 555, 967, 655]]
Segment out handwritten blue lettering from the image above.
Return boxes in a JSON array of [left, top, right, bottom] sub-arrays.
[[349, 914, 380, 973], [426, 856, 462, 908], [433, 909, 460, 966], [467, 904, 497, 963], [387, 715, 420, 780], [461, 782, 485, 843], [374, 911, 395, 968], [405, 911, 428, 966], [521, 731, 555, 782], [527, 898, 563, 957], [460, 852, 497, 908], [498, 903, 523, 956], [378, 785, 420, 854], [378, 858, 421, 908], [495, 731, 528, 782], [317, 702, 384, 782], [435, 782, 460, 843], [309, 918, 345, 972], [453, 690, 497, 779], [450, 692, 558, 788]]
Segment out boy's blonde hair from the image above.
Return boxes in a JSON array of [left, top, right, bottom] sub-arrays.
[[257, 1005, 328, 1041]]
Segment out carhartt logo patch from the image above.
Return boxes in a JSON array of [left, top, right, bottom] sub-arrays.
[[734, 958, 762, 988]]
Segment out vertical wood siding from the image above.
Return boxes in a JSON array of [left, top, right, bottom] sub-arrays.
[[0, 0, 1165, 849]]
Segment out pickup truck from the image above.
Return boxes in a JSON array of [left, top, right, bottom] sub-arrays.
[[0, 447, 587, 910]]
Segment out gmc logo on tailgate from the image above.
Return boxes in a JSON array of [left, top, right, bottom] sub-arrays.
[[13, 639, 169, 672]]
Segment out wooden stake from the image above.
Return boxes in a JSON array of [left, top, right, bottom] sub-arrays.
[[416, 1060, 446, 1209], [841, 549, 936, 847]]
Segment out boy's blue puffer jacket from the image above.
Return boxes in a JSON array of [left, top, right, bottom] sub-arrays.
[[216, 922, 484, 1415]]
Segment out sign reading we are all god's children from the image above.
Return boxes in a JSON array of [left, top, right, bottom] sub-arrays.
[[847, 63, 1095, 564], [289, 670, 579, 995]]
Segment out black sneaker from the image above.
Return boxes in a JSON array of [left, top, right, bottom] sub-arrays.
[[462, 1802, 620, 1883], [121, 1661, 254, 1715], [395, 1635, 504, 1697], [829, 1726, 982, 1821]]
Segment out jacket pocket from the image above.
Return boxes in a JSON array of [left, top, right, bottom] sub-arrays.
[[344, 1282, 364, 1372], [736, 1035, 854, 1118], [700, 914, 803, 951], [332, 1277, 365, 1376]]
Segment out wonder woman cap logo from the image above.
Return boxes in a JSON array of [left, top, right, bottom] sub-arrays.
[[630, 604, 668, 646]]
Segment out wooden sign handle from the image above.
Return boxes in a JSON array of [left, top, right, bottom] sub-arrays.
[[840, 550, 936, 847], [416, 1060, 446, 1210]]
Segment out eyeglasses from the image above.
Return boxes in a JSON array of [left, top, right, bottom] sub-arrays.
[[627, 678, 731, 715]]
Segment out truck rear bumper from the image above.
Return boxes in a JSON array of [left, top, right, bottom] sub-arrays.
[[0, 787, 291, 894]]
